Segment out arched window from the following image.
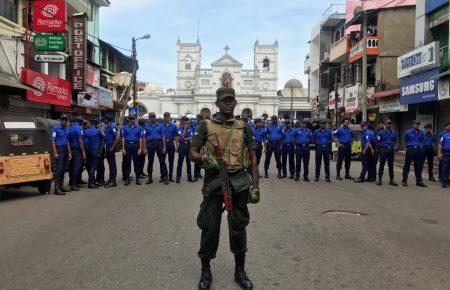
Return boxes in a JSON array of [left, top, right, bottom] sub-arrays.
[[263, 58, 270, 71], [184, 55, 192, 70], [221, 72, 232, 87]]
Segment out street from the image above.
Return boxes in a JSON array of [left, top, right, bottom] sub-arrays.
[[1, 156, 449, 290]]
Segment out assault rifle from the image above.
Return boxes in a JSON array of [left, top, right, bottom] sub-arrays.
[[212, 135, 233, 212]]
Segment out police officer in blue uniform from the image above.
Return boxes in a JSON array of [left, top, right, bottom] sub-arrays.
[[313, 120, 333, 182], [121, 115, 143, 186], [438, 122, 450, 188], [95, 119, 106, 187], [142, 112, 168, 185], [176, 116, 194, 183], [402, 120, 427, 187], [68, 117, 85, 191], [252, 118, 266, 167], [264, 115, 283, 178], [162, 112, 178, 182], [51, 115, 72, 195], [438, 129, 446, 183], [355, 122, 376, 183], [333, 117, 354, 180], [281, 119, 296, 179], [377, 120, 398, 186], [137, 118, 148, 179], [103, 116, 119, 188], [85, 119, 105, 189], [422, 124, 437, 182], [192, 116, 204, 181], [293, 119, 312, 182]]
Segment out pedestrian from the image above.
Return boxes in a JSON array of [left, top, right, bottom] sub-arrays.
[[79, 120, 90, 186], [94, 119, 107, 186], [193, 115, 204, 181], [137, 118, 147, 179], [264, 115, 283, 178], [189, 87, 260, 290], [422, 124, 437, 182], [121, 115, 143, 186], [68, 117, 85, 191], [142, 112, 168, 185], [51, 115, 72, 195], [103, 116, 119, 188], [281, 119, 296, 179], [438, 129, 446, 183], [313, 120, 333, 182], [176, 116, 194, 183], [84, 119, 105, 189], [333, 117, 354, 180], [355, 122, 376, 183], [293, 119, 312, 182], [376, 120, 398, 186], [402, 120, 427, 187], [162, 112, 178, 182], [252, 118, 266, 168], [438, 122, 450, 188], [373, 122, 384, 172]]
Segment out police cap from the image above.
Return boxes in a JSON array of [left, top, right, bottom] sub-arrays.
[[385, 119, 392, 124], [129, 115, 136, 120], [149, 112, 156, 118], [412, 119, 420, 125], [102, 116, 111, 122], [216, 87, 236, 100], [181, 115, 189, 121], [271, 115, 278, 120], [60, 115, 68, 120], [424, 123, 432, 129], [69, 117, 77, 123], [163, 112, 170, 117]]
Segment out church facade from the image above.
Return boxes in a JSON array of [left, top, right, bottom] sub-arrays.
[[138, 40, 281, 118]]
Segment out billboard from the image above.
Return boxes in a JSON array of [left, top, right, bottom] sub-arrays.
[[400, 68, 439, 105], [33, 0, 67, 32]]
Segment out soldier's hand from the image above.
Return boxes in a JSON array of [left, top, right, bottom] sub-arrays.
[[54, 153, 59, 160], [249, 187, 260, 204], [122, 149, 127, 156]]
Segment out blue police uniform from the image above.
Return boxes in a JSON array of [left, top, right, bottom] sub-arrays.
[[191, 121, 203, 179], [440, 131, 450, 186], [104, 122, 118, 183], [281, 127, 296, 178], [52, 124, 70, 189], [143, 122, 167, 180], [333, 125, 354, 178], [121, 124, 142, 182], [162, 122, 178, 180], [358, 129, 377, 182], [68, 123, 83, 188], [264, 124, 283, 175], [252, 127, 266, 165], [84, 127, 104, 187], [402, 128, 425, 184], [438, 131, 446, 181], [293, 128, 312, 180], [377, 129, 397, 182], [176, 125, 193, 182], [136, 123, 147, 179], [422, 132, 436, 180], [313, 128, 333, 180]]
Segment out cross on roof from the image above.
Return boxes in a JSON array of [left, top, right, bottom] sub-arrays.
[[224, 45, 230, 54]]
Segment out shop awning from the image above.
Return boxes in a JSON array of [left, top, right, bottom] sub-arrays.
[[370, 88, 401, 99], [0, 72, 38, 92]]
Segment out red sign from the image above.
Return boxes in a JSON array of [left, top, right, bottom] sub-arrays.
[[33, 0, 67, 32], [72, 14, 87, 91], [21, 68, 71, 106], [86, 64, 100, 87]]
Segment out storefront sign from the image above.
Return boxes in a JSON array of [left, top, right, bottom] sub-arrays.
[[72, 13, 87, 91], [328, 88, 344, 109], [429, 4, 449, 28], [33, 34, 65, 51], [379, 95, 408, 113], [345, 84, 360, 113], [400, 68, 439, 105], [21, 68, 71, 106], [77, 86, 99, 108], [86, 64, 100, 87], [97, 86, 113, 109], [33, 0, 67, 32], [425, 0, 449, 14], [34, 54, 66, 63], [438, 77, 450, 100], [397, 42, 439, 79]]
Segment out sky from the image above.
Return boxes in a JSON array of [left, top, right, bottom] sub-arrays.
[[100, 0, 341, 90]]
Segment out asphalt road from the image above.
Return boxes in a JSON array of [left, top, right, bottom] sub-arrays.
[[0, 154, 449, 290]]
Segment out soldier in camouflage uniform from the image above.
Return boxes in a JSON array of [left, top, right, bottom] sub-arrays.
[[190, 87, 260, 290]]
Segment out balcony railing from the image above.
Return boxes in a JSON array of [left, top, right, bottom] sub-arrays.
[[330, 37, 347, 62], [349, 36, 380, 63]]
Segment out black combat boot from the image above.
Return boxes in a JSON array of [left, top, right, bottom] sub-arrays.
[[325, 177, 331, 183], [176, 177, 181, 183], [264, 169, 269, 178], [377, 178, 382, 186], [336, 170, 343, 180], [389, 179, 398, 186], [59, 182, 71, 193], [53, 181, 65, 195], [136, 177, 142, 185], [314, 176, 319, 182], [169, 175, 174, 182], [198, 173, 203, 179], [294, 176, 300, 181], [277, 169, 282, 179], [146, 177, 153, 184], [234, 254, 253, 290], [304, 177, 310, 182], [416, 181, 427, 187], [344, 172, 353, 180], [105, 180, 117, 188], [124, 178, 130, 186], [402, 180, 407, 187], [164, 176, 169, 185], [70, 182, 80, 191], [198, 259, 212, 290]]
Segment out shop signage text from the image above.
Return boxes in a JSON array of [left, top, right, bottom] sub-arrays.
[[34, 54, 66, 63], [379, 96, 408, 113], [344, 84, 360, 113], [33, 0, 67, 32], [72, 14, 87, 91], [400, 68, 439, 105], [328, 88, 344, 109], [397, 42, 439, 79], [33, 34, 65, 51], [21, 68, 71, 106]]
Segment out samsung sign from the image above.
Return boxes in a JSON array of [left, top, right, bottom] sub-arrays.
[[397, 42, 439, 79], [400, 68, 439, 105]]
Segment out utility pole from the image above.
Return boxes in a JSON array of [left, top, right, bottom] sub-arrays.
[[361, 10, 368, 122], [334, 72, 339, 126], [131, 37, 138, 117]]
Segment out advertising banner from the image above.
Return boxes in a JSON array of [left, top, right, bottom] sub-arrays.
[[328, 88, 344, 109], [33, 34, 65, 51], [425, 0, 449, 14], [72, 13, 87, 91], [34, 54, 66, 63], [345, 84, 360, 113], [397, 42, 439, 79], [379, 96, 408, 112], [86, 64, 100, 87], [400, 68, 439, 105], [97, 86, 113, 109], [21, 68, 71, 106], [33, 0, 67, 32]]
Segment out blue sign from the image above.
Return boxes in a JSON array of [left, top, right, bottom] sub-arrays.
[[425, 0, 449, 14], [400, 68, 439, 105]]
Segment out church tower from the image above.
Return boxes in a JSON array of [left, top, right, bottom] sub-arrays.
[[254, 40, 279, 93], [176, 38, 201, 95]]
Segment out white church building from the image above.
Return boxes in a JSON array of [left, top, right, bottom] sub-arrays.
[[137, 39, 310, 119]]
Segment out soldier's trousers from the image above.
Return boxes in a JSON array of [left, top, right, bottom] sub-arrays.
[[281, 143, 295, 176], [422, 147, 435, 179], [402, 146, 423, 183], [87, 149, 100, 186], [336, 143, 352, 175], [264, 141, 282, 170], [197, 190, 250, 260], [194, 163, 202, 178], [177, 142, 192, 179], [315, 144, 330, 179], [255, 143, 263, 165], [442, 151, 450, 184], [105, 146, 117, 182], [295, 145, 310, 178], [55, 146, 69, 186], [147, 140, 167, 178], [359, 150, 375, 181], [123, 142, 139, 180], [69, 147, 83, 186], [378, 147, 395, 181], [96, 150, 105, 183], [164, 141, 175, 178]]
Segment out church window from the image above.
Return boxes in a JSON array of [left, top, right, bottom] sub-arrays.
[[222, 72, 232, 87], [243, 80, 253, 86], [263, 58, 270, 71], [184, 55, 192, 70], [201, 79, 210, 85]]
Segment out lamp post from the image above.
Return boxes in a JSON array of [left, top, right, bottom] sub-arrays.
[[131, 33, 151, 117]]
